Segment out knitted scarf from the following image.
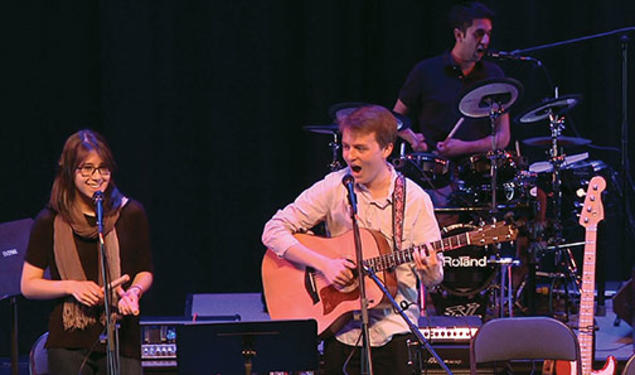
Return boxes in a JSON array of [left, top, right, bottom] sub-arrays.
[[53, 197, 128, 331]]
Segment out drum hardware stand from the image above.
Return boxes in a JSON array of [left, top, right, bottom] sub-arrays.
[[515, 27, 635, 314], [488, 257, 521, 317], [543, 108, 584, 321], [328, 132, 343, 171], [456, 78, 523, 215]]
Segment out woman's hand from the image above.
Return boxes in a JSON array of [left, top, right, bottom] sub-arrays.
[[67, 280, 104, 307], [116, 286, 141, 316]]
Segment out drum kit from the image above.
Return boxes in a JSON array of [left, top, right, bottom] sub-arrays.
[[303, 79, 616, 321]]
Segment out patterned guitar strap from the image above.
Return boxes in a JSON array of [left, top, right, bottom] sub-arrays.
[[392, 173, 427, 316], [391, 172, 406, 253]]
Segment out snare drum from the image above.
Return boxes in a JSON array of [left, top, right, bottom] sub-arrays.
[[393, 152, 451, 188]]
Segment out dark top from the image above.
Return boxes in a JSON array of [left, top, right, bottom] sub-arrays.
[[25, 199, 153, 358], [398, 51, 505, 151]]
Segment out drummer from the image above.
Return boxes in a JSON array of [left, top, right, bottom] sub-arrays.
[[393, 1, 510, 212]]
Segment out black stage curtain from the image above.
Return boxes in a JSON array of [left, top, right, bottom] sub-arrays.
[[1, 0, 633, 355]]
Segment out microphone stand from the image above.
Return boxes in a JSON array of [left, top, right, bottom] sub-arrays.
[[95, 192, 120, 375], [363, 267, 453, 375], [344, 182, 374, 375]]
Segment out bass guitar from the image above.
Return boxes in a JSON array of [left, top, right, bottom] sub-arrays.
[[262, 221, 517, 336], [543, 176, 617, 375]]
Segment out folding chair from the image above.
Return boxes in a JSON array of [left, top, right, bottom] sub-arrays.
[[29, 332, 49, 375], [470, 317, 581, 375], [623, 354, 635, 375]]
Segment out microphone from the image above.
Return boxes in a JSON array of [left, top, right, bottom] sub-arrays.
[[342, 174, 358, 214], [486, 50, 542, 65], [93, 191, 104, 235]]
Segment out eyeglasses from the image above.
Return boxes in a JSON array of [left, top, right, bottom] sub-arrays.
[[76, 165, 111, 177]]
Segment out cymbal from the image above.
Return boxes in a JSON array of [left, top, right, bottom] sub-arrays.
[[522, 136, 591, 148], [528, 152, 589, 173], [458, 78, 523, 118], [327, 102, 410, 130], [303, 124, 339, 134], [516, 94, 581, 124], [328, 102, 370, 122]]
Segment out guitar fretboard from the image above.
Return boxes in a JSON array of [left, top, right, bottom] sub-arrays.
[[578, 227, 597, 375], [363, 233, 471, 273]]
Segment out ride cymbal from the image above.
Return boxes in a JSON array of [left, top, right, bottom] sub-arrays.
[[516, 94, 581, 124], [458, 78, 524, 119]]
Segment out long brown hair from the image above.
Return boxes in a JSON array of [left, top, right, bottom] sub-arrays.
[[49, 129, 123, 222]]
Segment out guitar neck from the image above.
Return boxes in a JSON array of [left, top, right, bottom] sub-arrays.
[[364, 232, 469, 273], [578, 227, 598, 375]]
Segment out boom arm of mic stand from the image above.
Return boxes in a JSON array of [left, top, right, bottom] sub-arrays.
[[363, 266, 453, 374]]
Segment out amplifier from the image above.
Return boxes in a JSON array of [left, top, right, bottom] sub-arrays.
[[407, 342, 497, 375], [419, 326, 479, 343], [141, 293, 269, 372], [418, 315, 481, 343], [140, 316, 240, 370]]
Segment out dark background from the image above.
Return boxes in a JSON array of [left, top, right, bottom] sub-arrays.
[[1, 0, 633, 355]]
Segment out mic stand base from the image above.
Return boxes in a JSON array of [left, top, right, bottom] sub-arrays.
[[364, 267, 453, 375]]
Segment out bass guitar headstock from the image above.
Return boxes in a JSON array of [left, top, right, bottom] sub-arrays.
[[579, 175, 606, 228]]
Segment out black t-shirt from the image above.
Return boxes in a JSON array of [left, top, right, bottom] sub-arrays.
[[24, 199, 153, 358], [398, 51, 505, 152]]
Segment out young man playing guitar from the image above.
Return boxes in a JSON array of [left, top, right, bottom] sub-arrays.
[[262, 105, 443, 374]]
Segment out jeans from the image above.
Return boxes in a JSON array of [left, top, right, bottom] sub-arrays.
[[322, 333, 414, 375]]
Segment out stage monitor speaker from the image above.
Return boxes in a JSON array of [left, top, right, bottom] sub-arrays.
[[176, 319, 318, 375], [184, 293, 270, 322], [613, 277, 632, 327]]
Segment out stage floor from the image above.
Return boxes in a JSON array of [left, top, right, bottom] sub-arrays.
[[591, 298, 633, 363]]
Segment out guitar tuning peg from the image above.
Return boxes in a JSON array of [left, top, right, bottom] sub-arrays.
[[573, 201, 584, 209], [576, 188, 586, 198]]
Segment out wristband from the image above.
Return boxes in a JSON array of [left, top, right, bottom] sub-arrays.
[[128, 284, 144, 297]]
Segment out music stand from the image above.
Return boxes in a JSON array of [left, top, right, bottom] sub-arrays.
[[176, 319, 318, 375], [0, 218, 34, 375]]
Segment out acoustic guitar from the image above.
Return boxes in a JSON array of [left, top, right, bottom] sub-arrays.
[[543, 176, 617, 375], [262, 221, 517, 336]]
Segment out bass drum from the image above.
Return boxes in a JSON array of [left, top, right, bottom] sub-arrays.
[[435, 223, 497, 297], [430, 223, 497, 319]]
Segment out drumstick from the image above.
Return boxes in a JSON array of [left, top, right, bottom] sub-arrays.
[[444, 117, 465, 141], [105, 274, 130, 291]]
